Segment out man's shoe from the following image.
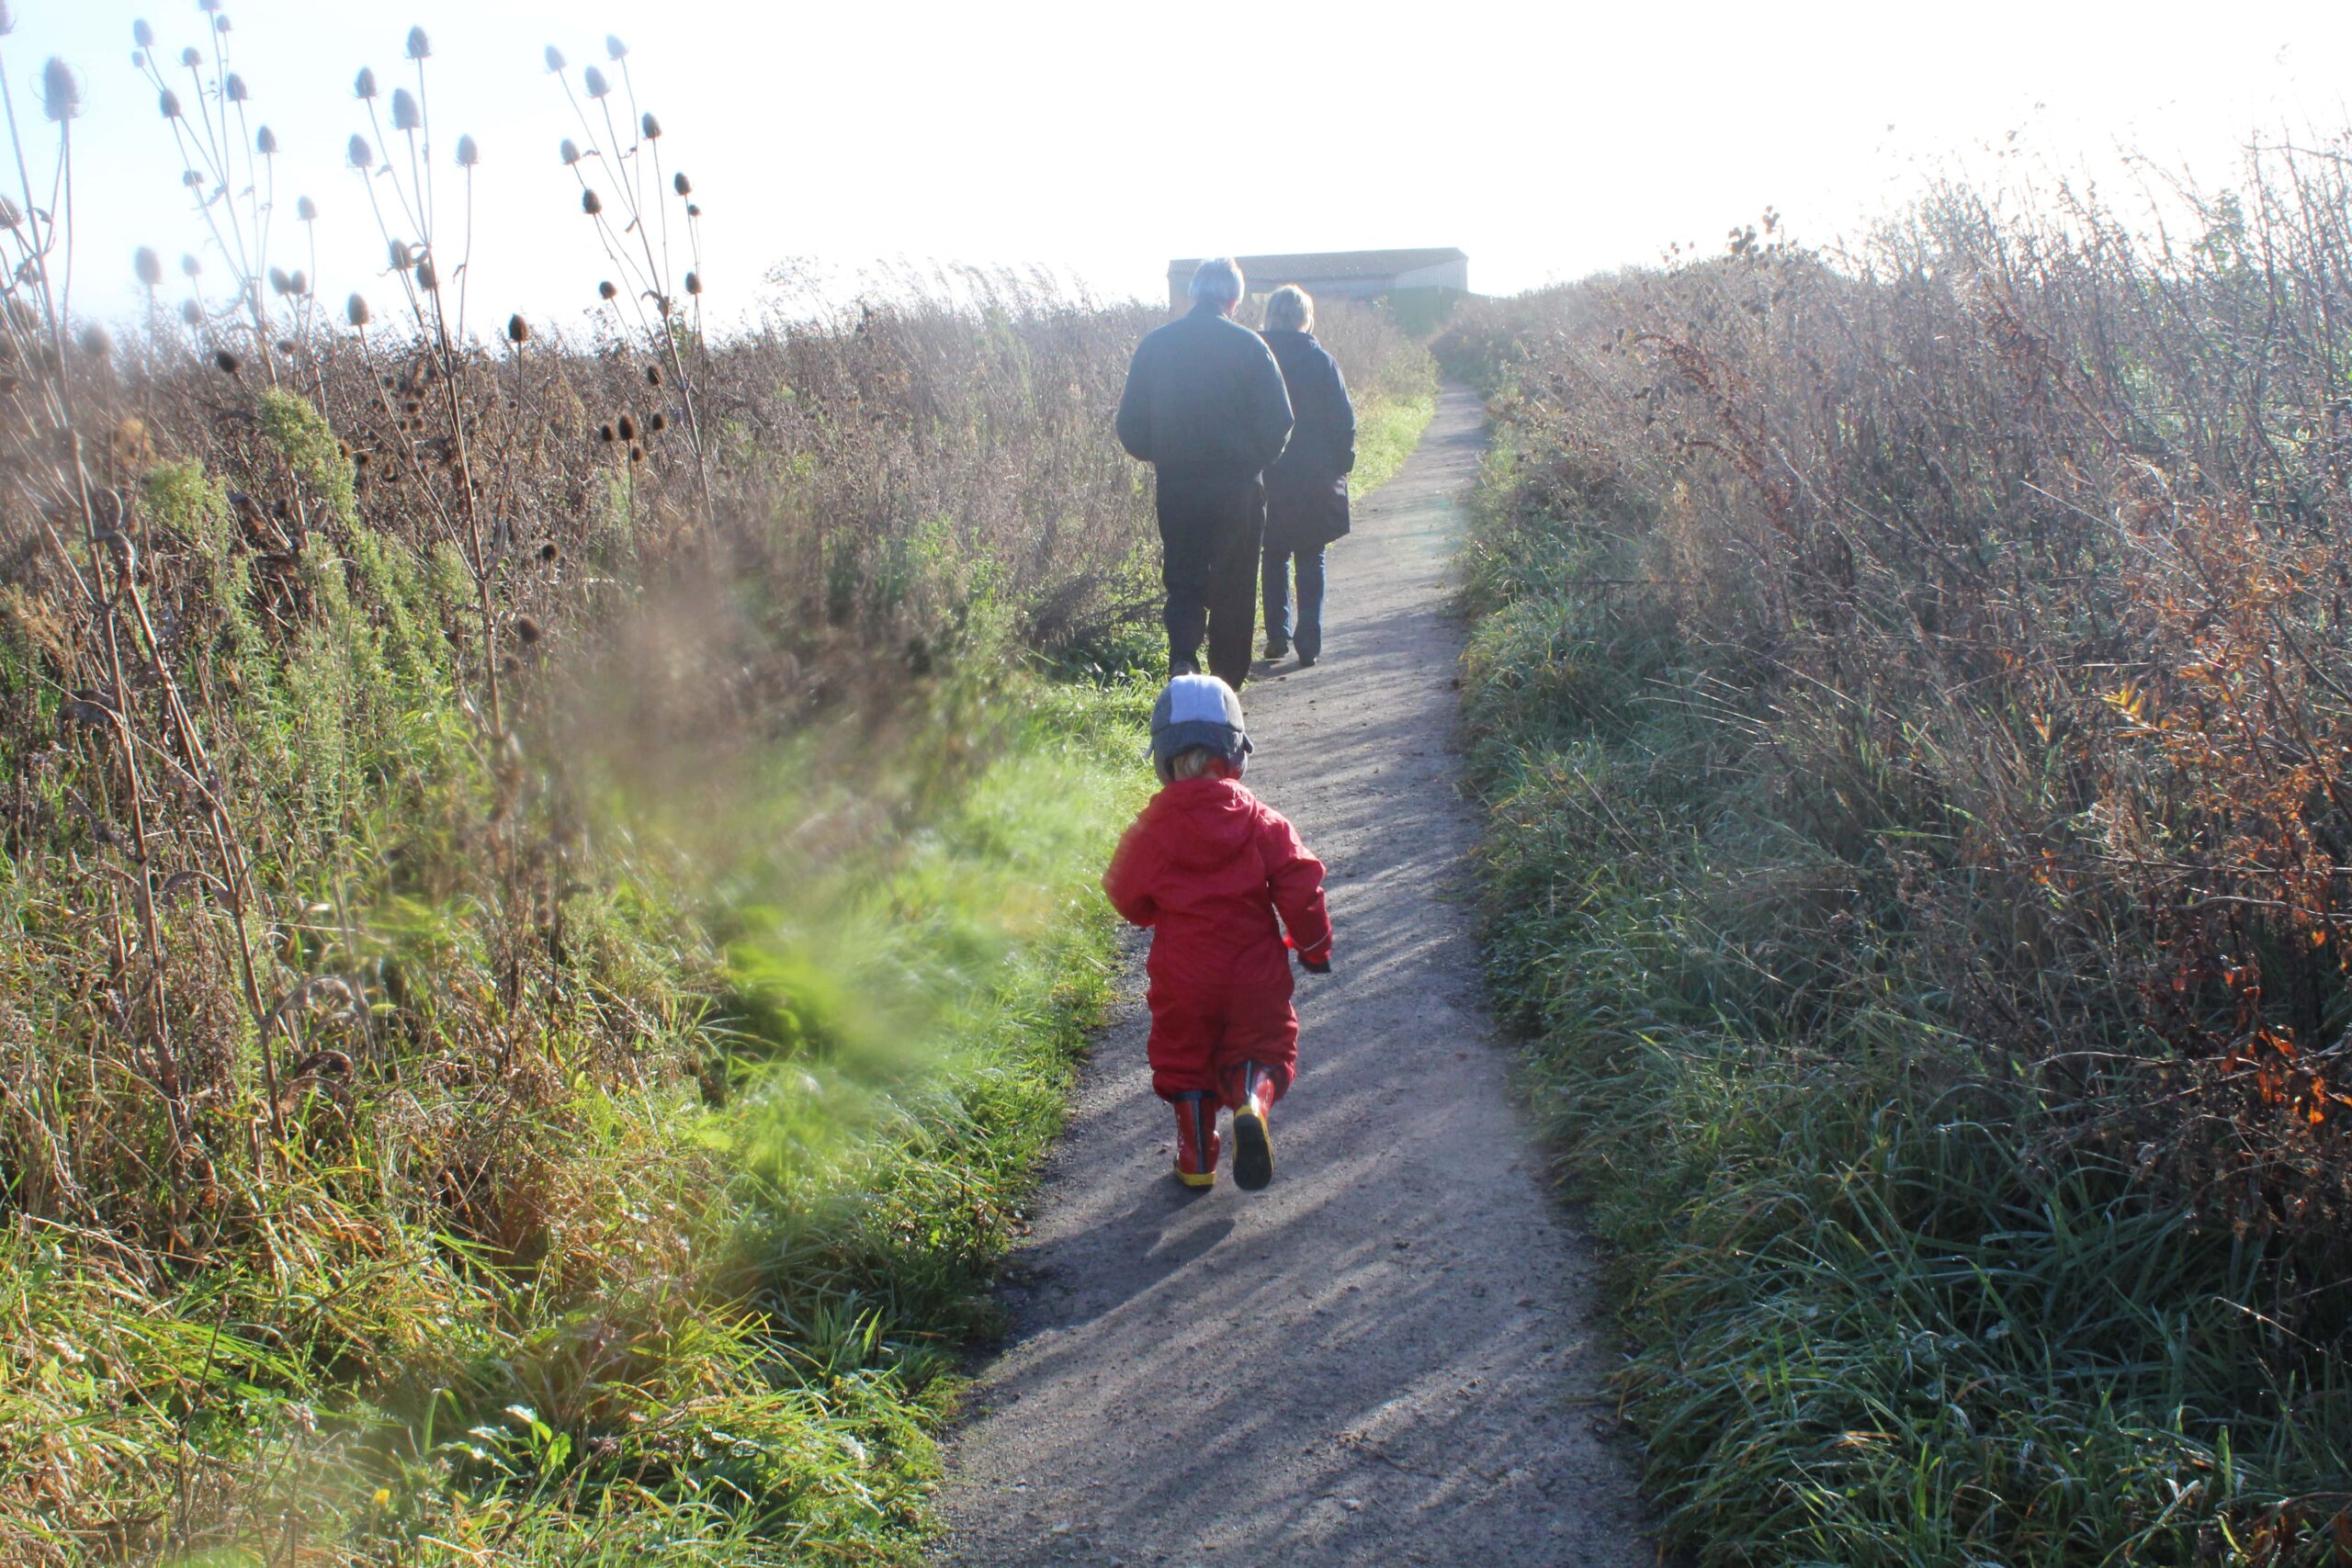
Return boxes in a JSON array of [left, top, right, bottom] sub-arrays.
[[1170, 652, 1201, 678], [1230, 1063, 1276, 1191], [1262, 639, 1288, 660], [1296, 651, 1317, 669], [1171, 1091, 1220, 1189]]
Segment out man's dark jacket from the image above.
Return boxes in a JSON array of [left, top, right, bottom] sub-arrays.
[[1261, 327, 1356, 549], [1115, 304, 1294, 480]]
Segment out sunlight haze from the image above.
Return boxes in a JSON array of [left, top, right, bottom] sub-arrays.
[[13, 0, 2351, 325]]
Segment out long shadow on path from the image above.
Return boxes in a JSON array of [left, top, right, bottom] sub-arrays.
[[932, 385, 1655, 1568]]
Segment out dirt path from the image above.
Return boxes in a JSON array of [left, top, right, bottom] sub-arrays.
[[932, 384, 1654, 1567]]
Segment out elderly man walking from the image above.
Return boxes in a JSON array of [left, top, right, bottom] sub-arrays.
[[1115, 257, 1295, 686]]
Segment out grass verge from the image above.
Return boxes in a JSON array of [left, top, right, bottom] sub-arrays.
[[1456, 427, 2352, 1568]]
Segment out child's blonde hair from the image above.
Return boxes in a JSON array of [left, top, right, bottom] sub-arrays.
[[1159, 744, 1224, 784]]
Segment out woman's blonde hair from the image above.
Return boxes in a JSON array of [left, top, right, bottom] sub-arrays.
[[1263, 284, 1314, 333]]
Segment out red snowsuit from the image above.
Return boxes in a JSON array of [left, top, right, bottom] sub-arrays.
[[1102, 776, 1332, 1106]]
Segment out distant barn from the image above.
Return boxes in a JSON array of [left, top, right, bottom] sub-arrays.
[[1165, 248, 1469, 314]]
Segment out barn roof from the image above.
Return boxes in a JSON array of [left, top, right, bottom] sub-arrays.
[[1167, 248, 1466, 282]]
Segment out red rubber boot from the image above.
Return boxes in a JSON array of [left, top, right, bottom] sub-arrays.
[[1230, 1061, 1278, 1191], [1170, 1090, 1220, 1189]]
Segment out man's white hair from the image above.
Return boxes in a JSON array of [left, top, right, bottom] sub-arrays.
[[1263, 284, 1314, 333], [1188, 256, 1245, 306]]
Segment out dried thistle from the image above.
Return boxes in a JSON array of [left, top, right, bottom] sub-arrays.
[[650, 412, 666, 432], [180, 299, 204, 326], [646, 365, 662, 386], [346, 293, 370, 327], [507, 313, 530, 344], [685, 270, 702, 296], [158, 87, 181, 119], [269, 265, 293, 296], [135, 246, 164, 288], [606, 34, 628, 59], [354, 66, 377, 100], [224, 73, 247, 102], [178, 46, 199, 67], [582, 189, 602, 217], [543, 44, 565, 73], [512, 614, 541, 645], [132, 18, 153, 47], [41, 58, 82, 121], [616, 414, 636, 441], [390, 87, 420, 132], [297, 195, 318, 221], [640, 112, 661, 141], [414, 258, 436, 292], [596, 423, 614, 443], [347, 133, 374, 169], [180, 253, 201, 277], [78, 324, 112, 360], [386, 238, 412, 269], [256, 124, 277, 154], [456, 133, 479, 167], [582, 65, 610, 99], [560, 138, 582, 166], [538, 540, 560, 562], [673, 171, 691, 197], [289, 269, 309, 297], [404, 25, 430, 60], [214, 347, 242, 375], [597, 280, 616, 300]]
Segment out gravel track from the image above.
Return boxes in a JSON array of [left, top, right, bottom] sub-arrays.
[[932, 383, 1655, 1567]]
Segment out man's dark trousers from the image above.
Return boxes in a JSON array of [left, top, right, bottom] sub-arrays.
[[1157, 463, 1263, 688]]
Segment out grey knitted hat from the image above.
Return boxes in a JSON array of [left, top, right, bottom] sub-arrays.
[[1149, 674, 1251, 781]]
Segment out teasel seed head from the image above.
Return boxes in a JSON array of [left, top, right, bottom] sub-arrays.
[[347, 133, 373, 169], [512, 614, 542, 645], [224, 72, 247, 102], [405, 25, 430, 60], [214, 347, 241, 375], [297, 195, 318, 221], [269, 265, 293, 296], [414, 257, 436, 291], [596, 423, 614, 443], [78, 324, 112, 360], [276, 337, 295, 355], [582, 65, 610, 98], [673, 171, 691, 197], [179, 46, 200, 67], [198, 0, 220, 13], [181, 169, 201, 187], [650, 412, 667, 432], [346, 293, 370, 327], [538, 540, 560, 562], [582, 189, 602, 217], [640, 111, 661, 141], [543, 44, 565, 72], [685, 270, 702, 296], [289, 269, 308, 297], [135, 246, 164, 288], [180, 299, 204, 326], [180, 253, 201, 277], [456, 133, 479, 168], [646, 364, 662, 386], [386, 237, 413, 269], [40, 59, 82, 121], [158, 87, 181, 119], [354, 66, 377, 100], [616, 413, 636, 441], [507, 312, 529, 344], [628, 446, 643, 465], [560, 137, 581, 166], [390, 87, 420, 131], [687, 203, 701, 218], [133, 18, 153, 47], [213, 13, 230, 32], [597, 279, 616, 300], [256, 124, 277, 154]]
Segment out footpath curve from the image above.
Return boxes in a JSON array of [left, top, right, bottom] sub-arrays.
[[933, 383, 1654, 1566]]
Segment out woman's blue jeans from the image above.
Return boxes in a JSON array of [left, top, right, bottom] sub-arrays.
[[1261, 541, 1326, 660]]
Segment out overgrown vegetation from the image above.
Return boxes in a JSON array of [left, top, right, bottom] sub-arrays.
[[1444, 148, 2352, 1564], [0, 10, 1430, 1563]]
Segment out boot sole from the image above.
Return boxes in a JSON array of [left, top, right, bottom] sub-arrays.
[[1232, 1109, 1273, 1190]]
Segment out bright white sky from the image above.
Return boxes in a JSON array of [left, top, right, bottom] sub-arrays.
[[7, 0, 2350, 333]]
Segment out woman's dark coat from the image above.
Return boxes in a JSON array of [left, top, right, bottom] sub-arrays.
[[1260, 328, 1356, 550]]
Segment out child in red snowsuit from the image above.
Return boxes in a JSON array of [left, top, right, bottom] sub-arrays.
[[1102, 674, 1331, 1190]]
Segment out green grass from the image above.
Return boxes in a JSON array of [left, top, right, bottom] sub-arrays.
[[1351, 381, 1438, 500], [1456, 430, 2352, 1568]]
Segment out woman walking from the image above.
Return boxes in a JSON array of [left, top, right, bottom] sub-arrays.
[[1258, 285, 1355, 668]]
